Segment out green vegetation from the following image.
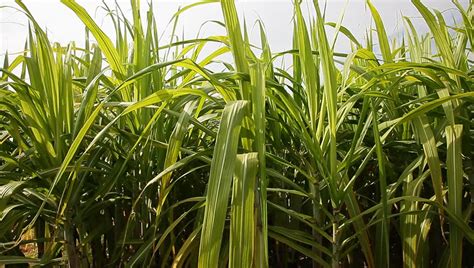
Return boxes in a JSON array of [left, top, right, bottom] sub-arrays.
[[1, 0, 473, 267]]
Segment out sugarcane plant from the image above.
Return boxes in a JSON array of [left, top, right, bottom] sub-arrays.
[[0, 0, 473, 267]]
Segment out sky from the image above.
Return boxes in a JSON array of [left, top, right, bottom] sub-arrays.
[[0, 0, 468, 62]]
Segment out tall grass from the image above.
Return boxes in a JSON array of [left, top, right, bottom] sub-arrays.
[[1, 0, 473, 267]]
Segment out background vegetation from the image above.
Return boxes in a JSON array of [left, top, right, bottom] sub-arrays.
[[0, 0, 473, 267]]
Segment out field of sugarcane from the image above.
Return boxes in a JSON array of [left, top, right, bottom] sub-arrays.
[[0, 0, 473, 267]]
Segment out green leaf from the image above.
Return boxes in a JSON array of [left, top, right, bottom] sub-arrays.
[[229, 153, 258, 268], [61, 0, 125, 78], [198, 100, 248, 268], [367, 0, 392, 63]]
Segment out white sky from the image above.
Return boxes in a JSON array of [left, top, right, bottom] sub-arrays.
[[0, 0, 468, 61]]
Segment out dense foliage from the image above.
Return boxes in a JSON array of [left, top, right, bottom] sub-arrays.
[[1, 0, 473, 267]]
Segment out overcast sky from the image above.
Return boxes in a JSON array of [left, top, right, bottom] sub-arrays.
[[0, 0, 468, 61]]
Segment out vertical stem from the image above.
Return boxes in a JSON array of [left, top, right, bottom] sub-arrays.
[[371, 99, 390, 268], [446, 125, 463, 268], [332, 208, 341, 268], [310, 181, 322, 268], [64, 209, 80, 268], [36, 219, 45, 258], [250, 61, 268, 267]]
